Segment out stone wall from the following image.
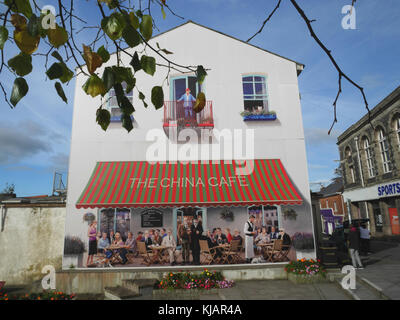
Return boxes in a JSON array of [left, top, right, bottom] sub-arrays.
[[0, 206, 65, 285]]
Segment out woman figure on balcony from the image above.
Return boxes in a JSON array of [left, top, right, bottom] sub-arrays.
[[177, 88, 196, 117]]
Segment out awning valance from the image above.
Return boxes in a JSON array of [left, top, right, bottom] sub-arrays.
[[75, 159, 302, 209]]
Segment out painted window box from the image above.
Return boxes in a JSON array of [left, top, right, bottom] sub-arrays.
[[243, 114, 277, 121], [240, 110, 277, 121]]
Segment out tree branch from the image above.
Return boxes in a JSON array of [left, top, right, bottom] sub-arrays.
[[289, 0, 369, 134], [247, 0, 281, 43]]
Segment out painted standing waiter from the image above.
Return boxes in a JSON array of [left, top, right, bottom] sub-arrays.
[[244, 215, 256, 263]]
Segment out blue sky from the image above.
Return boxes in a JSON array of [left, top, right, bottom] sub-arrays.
[[0, 0, 399, 196]]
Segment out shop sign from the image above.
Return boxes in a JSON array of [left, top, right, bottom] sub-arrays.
[[377, 181, 400, 198]]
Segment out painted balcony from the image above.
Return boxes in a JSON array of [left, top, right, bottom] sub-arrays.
[[163, 100, 214, 133]]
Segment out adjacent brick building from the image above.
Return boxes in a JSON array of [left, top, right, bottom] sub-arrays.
[[337, 85, 400, 237]]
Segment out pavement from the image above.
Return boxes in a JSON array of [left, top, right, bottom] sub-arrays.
[[202, 279, 350, 300], [356, 239, 400, 300]]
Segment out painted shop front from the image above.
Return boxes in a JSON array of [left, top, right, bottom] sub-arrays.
[[63, 21, 315, 269]]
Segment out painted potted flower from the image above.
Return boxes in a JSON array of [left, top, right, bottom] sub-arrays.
[[240, 109, 277, 121], [63, 236, 85, 269], [292, 232, 316, 260], [285, 259, 327, 284]]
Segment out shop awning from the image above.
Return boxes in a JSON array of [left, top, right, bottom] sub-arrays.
[[75, 159, 302, 209]]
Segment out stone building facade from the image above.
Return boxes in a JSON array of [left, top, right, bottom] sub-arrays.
[[337, 86, 400, 237]]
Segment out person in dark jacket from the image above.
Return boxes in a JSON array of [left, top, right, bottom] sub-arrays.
[[277, 228, 291, 251], [348, 225, 364, 269], [190, 217, 203, 265]]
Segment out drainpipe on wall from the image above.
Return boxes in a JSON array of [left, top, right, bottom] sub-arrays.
[[354, 136, 370, 223], [1, 205, 6, 232], [354, 137, 365, 188]]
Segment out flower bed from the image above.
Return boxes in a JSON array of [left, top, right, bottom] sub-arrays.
[[285, 259, 327, 284], [155, 269, 234, 291], [0, 290, 76, 301]]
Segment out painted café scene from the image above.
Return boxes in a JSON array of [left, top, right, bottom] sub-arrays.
[[66, 160, 312, 268]]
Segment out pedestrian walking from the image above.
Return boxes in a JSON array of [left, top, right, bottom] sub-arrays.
[[348, 225, 364, 269]]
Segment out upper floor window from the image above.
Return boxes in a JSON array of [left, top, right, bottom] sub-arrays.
[[394, 116, 400, 149], [333, 201, 338, 212], [377, 128, 391, 173], [107, 83, 133, 122], [363, 137, 375, 178], [242, 75, 268, 112]]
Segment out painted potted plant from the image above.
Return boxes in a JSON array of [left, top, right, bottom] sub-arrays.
[[220, 208, 234, 221], [82, 212, 95, 225], [285, 258, 327, 284], [63, 236, 85, 269], [291, 232, 316, 260], [240, 109, 277, 121]]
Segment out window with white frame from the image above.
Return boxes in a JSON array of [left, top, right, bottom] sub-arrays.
[[350, 166, 355, 183], [395, 117, 400, 149], [106, 83, 134, 122], [242, 75, 268, 111], [377, 128, 391, 173], [363, 137, 375, 178], [333, 201, 338, 212]]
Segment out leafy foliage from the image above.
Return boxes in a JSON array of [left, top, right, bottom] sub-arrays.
[[64, 236, 85, 255], [0, 0, 206, 132], [285, 258, 326, 277], [155, 269, 233, 290]]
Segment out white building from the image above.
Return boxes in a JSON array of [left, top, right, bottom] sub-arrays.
[[64, 21, 314, 268]]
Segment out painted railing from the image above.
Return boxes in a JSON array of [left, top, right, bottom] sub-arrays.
[[163, 100, 214, 128]]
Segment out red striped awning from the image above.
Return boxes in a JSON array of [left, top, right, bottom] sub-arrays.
[[75, 159, 302, 209]]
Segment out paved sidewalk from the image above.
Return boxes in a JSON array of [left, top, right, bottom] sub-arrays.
[[357, 240, 400, 300], [197, 280, 350, 300]]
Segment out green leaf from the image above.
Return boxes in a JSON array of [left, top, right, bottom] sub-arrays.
[[121, 114, 133, 132], [140, 55, 156, 76], [138, 91, 148, 108], [51, 51, 63, 62], [0, 26, 9, 50], [102, 67, 115, 93], [129, 12, 140, 29], [130, 51, 142, 72], [8, 52, 32, 76], [101, 13, 126, 41], [140, 15, 153, 41], [196, 65, 207, 85], [120, 96, 135, 115], [58, 63, 73, 83], [46, 62, 63, 80], [193, 92, 206, 113], [5, 0, 32, 19], [122, 25, 141, 48], [82, 74, 106, 98], [136, 10, 143, 19], [98, 0, 118, 9], [111, 66, 135, 93], [161, 6, 166, 20], [97, 45, 110, 63], [10, 77, 29, 107], [27, 14, 39, 37], [151, 86, 164, 110], [46, 62, 73, 83], [96, 108, 111, 131], [47, 25, 68, 49], [55, 82, 67, 103]]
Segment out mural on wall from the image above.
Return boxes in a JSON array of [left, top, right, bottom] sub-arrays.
[[65, 205, 300, 268]]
